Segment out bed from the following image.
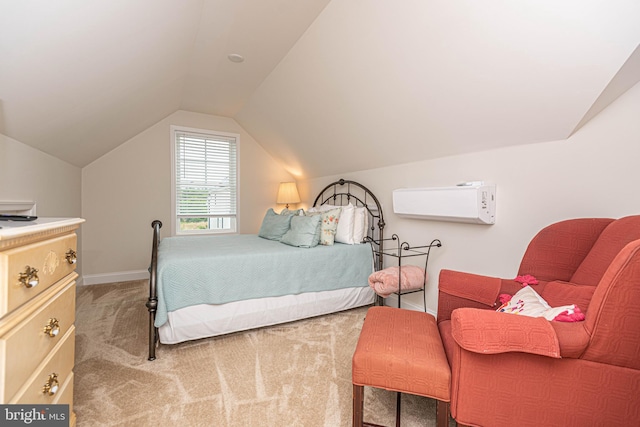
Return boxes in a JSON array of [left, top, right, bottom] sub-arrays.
[[145, 179, 385, 360]]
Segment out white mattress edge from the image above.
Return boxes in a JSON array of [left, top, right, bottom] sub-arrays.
[[158, 286, 375, 344]]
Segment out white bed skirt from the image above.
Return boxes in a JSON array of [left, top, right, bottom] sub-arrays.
[[158, 286, 376, 344]]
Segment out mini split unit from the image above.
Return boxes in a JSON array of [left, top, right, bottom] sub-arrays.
[[392, 183, 496, 224]]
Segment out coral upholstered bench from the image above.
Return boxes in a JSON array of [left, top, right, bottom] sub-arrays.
[[352, 306, 451, 427]]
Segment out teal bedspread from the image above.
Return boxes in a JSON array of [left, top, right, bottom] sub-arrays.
[[155, 234, 374, 327]]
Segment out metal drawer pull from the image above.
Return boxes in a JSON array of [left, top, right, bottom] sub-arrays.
[[44, 318, 60, 337], [65, 249, 77, 265], [42, 373, 59, 396], [18, 266, 39, 288]]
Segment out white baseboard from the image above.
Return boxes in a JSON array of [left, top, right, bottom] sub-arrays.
[[82, 270, 149, 286], [384, 292, 437, 317]]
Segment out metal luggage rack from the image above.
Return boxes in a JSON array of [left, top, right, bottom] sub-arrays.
[[365, 234, 442, 311]]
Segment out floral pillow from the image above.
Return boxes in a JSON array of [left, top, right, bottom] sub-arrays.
[[306, 207, 342, 245], [309, 203, 356, 244], [496, 286, 585, 322]]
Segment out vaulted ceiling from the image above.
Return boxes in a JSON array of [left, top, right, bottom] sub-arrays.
[[1, 1, 639, 178]]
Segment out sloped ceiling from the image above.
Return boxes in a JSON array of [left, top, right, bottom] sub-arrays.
[[235, 0, 640, 178], [0, 0, 330, 166], [1, 1, 639, 177]]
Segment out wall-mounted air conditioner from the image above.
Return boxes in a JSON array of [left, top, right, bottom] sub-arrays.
[[392, 184, 496, 224]]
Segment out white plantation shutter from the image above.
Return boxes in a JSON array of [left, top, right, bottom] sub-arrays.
[[174, 129, 238, 233]]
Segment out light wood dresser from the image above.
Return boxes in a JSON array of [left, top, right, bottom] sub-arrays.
[[0, 218, 84, 426]]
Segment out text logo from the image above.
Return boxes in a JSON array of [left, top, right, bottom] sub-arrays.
[[1, 405, 69, 426]]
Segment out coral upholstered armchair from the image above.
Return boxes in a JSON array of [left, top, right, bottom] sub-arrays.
[[437, 216, 640, 427]]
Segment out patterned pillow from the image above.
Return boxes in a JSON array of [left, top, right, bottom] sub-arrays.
[[308, 203, 356, 244], [496, 286, 585, 322], [306, 207, 342, 245]]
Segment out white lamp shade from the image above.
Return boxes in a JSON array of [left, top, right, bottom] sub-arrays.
[[277, 182, 301, 205]]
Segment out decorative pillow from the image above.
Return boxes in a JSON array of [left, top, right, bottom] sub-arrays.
[[496, 286, 585, 322], [306, 207, 342, 245], [258, 208, 293, 241], [280, 215, 322, 248], [352, 207, 369, 243], [308, 203, 361, 244]]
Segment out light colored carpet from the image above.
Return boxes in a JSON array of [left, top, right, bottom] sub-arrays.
[[74, 280, 454, 426]]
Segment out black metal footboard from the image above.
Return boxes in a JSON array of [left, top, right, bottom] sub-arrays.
[[146, 220, 162, 361]]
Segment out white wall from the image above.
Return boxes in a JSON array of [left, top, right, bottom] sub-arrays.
[[0, 133, 82, 273], [0, 133, 81, 216], [81, 110, 294, 284], [300, 81, 640, 314]]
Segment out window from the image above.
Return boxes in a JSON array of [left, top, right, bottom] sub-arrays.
[[171, 126, 239, 235]]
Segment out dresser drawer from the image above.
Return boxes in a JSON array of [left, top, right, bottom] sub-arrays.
[[10, 325, 75, 404], [52, 372, 75, 427], [0, 279, 75, 401], [0, 233, 77, 317], [53, 371, 74, 408]]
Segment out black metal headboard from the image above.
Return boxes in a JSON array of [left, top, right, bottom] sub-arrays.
[[312, 178, 385, 271]]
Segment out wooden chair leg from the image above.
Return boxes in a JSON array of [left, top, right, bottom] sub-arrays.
[[353, 385, 364, 427], [436, 400, 450, 427]]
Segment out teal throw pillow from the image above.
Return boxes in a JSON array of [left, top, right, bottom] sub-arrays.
[[280, 208, 304, 216], [280, 214, 322, 248], [258, 208, 293, 240]]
